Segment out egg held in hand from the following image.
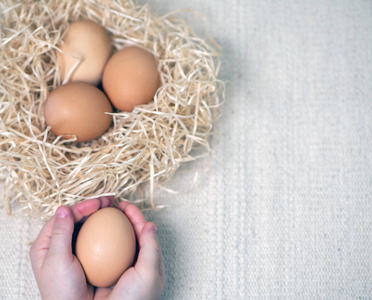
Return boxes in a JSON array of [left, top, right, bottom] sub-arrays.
[[75, 207, 137, 288], [102, 46, 161, 112], [43, 82, 113, 142]]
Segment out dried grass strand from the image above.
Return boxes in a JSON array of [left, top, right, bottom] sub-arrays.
[[0, 0, 224, 220]]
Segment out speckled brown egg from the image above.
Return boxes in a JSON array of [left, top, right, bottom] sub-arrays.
[[102, 46, 161, 112], [43, 82, 113, 142], [75, 207, 136, 288], [58, 20, 112, 85]]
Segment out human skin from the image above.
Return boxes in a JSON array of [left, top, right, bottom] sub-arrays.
[[29, 197, 166, 300]]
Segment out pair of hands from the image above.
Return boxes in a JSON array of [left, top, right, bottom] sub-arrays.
[[29, 197, 165, 300]]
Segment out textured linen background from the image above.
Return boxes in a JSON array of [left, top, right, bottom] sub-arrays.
[[1, 0, 372, 299]]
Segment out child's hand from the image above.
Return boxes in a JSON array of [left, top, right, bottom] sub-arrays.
[[30, 198, 166, 300], [94, 201, 166, 300], [30, 196, 114, 300]]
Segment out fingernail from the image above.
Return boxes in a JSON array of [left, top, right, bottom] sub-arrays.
[[56, 206, 69, 218], [108, 196, 116, 206], [148, 222, 157, 232], [99, 196, 108, 208]]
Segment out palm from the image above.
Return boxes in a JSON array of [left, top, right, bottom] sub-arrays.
[[70, 257, 95, 299], [92, 266, 150, 300]]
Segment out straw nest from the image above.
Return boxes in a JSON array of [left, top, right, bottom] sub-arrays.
[[0, 0, 223, 219]]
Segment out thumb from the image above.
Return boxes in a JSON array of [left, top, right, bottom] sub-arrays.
[[47, 206, 74, 261], [136, 222, 164, 277]]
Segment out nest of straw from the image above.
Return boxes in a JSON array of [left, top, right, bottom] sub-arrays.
[[0, 0, 223, 219]]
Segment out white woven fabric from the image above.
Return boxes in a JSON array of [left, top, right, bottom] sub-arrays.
[[1, 0, 372, 299]]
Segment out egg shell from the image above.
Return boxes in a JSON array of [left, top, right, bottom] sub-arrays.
[[75, 207, 136, 288], [43, 82, 113, 142], [58, 20, 112, 85], [102, 46, 161, 112]]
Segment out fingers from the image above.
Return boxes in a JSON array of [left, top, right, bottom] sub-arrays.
[[117, 202, 165, 277], [117, 201, 147, 239], [30, 216, 55, 270], [158, 239, 165, 278], [30, 197, 115, 272], [71, 196, 115, 223], [46, 197, 115, 260], [136, 222, 165, 278], [95, 195, 115, 209], [46, 206, 75, 262], [110, 204, 166, 300]]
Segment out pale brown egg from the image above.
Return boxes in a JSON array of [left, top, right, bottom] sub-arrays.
[[43, 82, 113, 142], [58, 20, 112, 85], [75, 207, 136, 288], [102, 46, 161, 112]]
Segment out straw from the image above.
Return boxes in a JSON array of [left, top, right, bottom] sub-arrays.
[[0, 0, 223, 220]]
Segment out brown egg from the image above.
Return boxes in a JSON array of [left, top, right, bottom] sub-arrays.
[[75, 207, 136, 288], [58, 20, 112, 85], [44, 82, 113, 142], [102, 46, 161, 112]]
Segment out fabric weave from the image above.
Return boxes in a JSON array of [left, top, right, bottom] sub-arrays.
[[1, 0, 372, 299]]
